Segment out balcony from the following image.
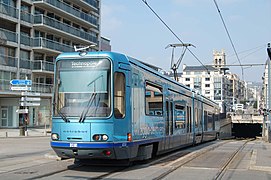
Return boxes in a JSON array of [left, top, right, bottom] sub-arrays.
[[0, 28, 17, 44], [32, 60, 54, 73], [21, 33, 32, 46], [33, 37, 74, 53], [21, 11, 33, 24], [84, 0, 98, 9], [0, 79, 53, 94], [0, 54, 17, 68], [33, 0, 98, 27], [34, 15, 97, 44], [0, 2, 18, 19], [20, 58, 31, 69], [32, 82, 53, 94]]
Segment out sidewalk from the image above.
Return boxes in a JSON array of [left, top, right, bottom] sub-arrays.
[[0, 128, 51, 138]]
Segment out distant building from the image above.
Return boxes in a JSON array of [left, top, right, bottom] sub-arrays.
[[101, 37, 111, 51], [181, 64, 229, 113], [0, 0, 101, 128], [180, 50, 249, 113]]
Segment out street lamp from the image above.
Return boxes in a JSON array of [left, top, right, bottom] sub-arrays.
[[266, 43, 271, 142]]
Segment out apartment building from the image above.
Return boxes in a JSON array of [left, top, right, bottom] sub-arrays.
[[0, 0, 101, 128], [180, 50, 230, 113]]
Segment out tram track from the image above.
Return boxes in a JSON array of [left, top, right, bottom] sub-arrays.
[[214, 138, 255, 180], [153, 138, 255, 180], [22, 139, 255, 180]]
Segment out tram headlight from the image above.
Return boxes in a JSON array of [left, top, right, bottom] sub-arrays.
[[93, 134, 100, 141], [51, 133, 59, 141], [92, 134, 109, 141], [102, 134, 109, 141]]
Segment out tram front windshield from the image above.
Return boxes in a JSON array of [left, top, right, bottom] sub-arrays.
[[54, 58, 111, 118]]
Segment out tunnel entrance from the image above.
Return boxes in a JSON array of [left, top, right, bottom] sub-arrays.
[[232, 123, 262, 138]]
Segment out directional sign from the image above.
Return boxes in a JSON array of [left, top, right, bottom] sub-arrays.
[[20, 102, 40, 107], [10, 79, 32, 86], [16, 109, 29, 114], [21, 92, 41, 96], [21, 97, 41, 102], [11, 86, 31, 91]]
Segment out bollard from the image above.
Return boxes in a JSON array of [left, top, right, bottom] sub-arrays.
[[25, 131, 28, 136], [19, 126, 25, 136], [5, 132, 8, 138]]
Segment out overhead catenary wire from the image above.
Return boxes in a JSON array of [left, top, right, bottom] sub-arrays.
[[213, 0, 244, 80], [141, 0, 210, 74]]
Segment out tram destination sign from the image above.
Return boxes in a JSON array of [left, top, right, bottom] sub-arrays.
[[10, 79, 32, 86]]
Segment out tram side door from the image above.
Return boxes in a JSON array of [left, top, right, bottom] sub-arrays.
[[166, 101, 173, 136]]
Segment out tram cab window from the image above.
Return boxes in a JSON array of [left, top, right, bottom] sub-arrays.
[[175, 104, 186, 129], [145, 83, 163, 116], [114, 72, 125, 119]]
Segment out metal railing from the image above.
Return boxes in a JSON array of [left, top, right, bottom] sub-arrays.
[[0, 2, 18, 18], [32, 60, 54, 72], [34, 15, 97, 44], [0, 28, 17, 43], [32, 82, 53, 93], [0, 54, 17, 67], [84, 0, 98, 9], [20, 33, 31, 46], [0, 79, 53, 94], [21, 11, 32, 23], [20, 58, 31, 69], [33, 37, 74, 52], [33, 0, 98, 26], [0, 55, 54, 72]]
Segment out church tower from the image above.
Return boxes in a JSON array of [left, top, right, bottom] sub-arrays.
[[213, 49, 226, 68]]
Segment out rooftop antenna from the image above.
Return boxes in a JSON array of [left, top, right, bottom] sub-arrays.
[[166, 43, 195, 81], [74, 44, 96, 52]]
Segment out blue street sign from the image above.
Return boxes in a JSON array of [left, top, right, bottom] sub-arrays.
[[10, 79, 32, 86]]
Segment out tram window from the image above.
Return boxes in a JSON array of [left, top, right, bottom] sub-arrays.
[[175, 104, 186, 129], [204, 111, 208, 131], [114, 72, 125, 119], [145, 83, 163, 116], [207, 112, 213, 130], [195, 108, 199, 128]]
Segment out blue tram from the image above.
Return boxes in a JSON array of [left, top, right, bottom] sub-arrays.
[[51, 51, 220, 162]]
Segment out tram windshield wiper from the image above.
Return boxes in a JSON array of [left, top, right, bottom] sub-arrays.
[[79, 92, 97, 123], [58, 110, 70, 123]]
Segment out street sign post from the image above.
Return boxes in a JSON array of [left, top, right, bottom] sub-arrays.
[[11, 86, 31, 91], [20, 102, 40, 107], [16, 109, 29, 114], [21, 97, 41, 102], [10, 79, 32, 86], [21, 92, 41, 96]]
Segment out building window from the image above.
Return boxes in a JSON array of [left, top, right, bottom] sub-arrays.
[[205, 84, 210, 88], [205, 90, 210, 94], [205, 77, 210, 81], [185, 78, 190, 81]]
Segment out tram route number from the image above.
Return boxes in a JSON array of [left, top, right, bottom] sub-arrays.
[[70, 143, 78, 147]]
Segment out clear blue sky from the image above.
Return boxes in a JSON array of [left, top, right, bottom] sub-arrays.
[[101, 0, 271, 82]]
